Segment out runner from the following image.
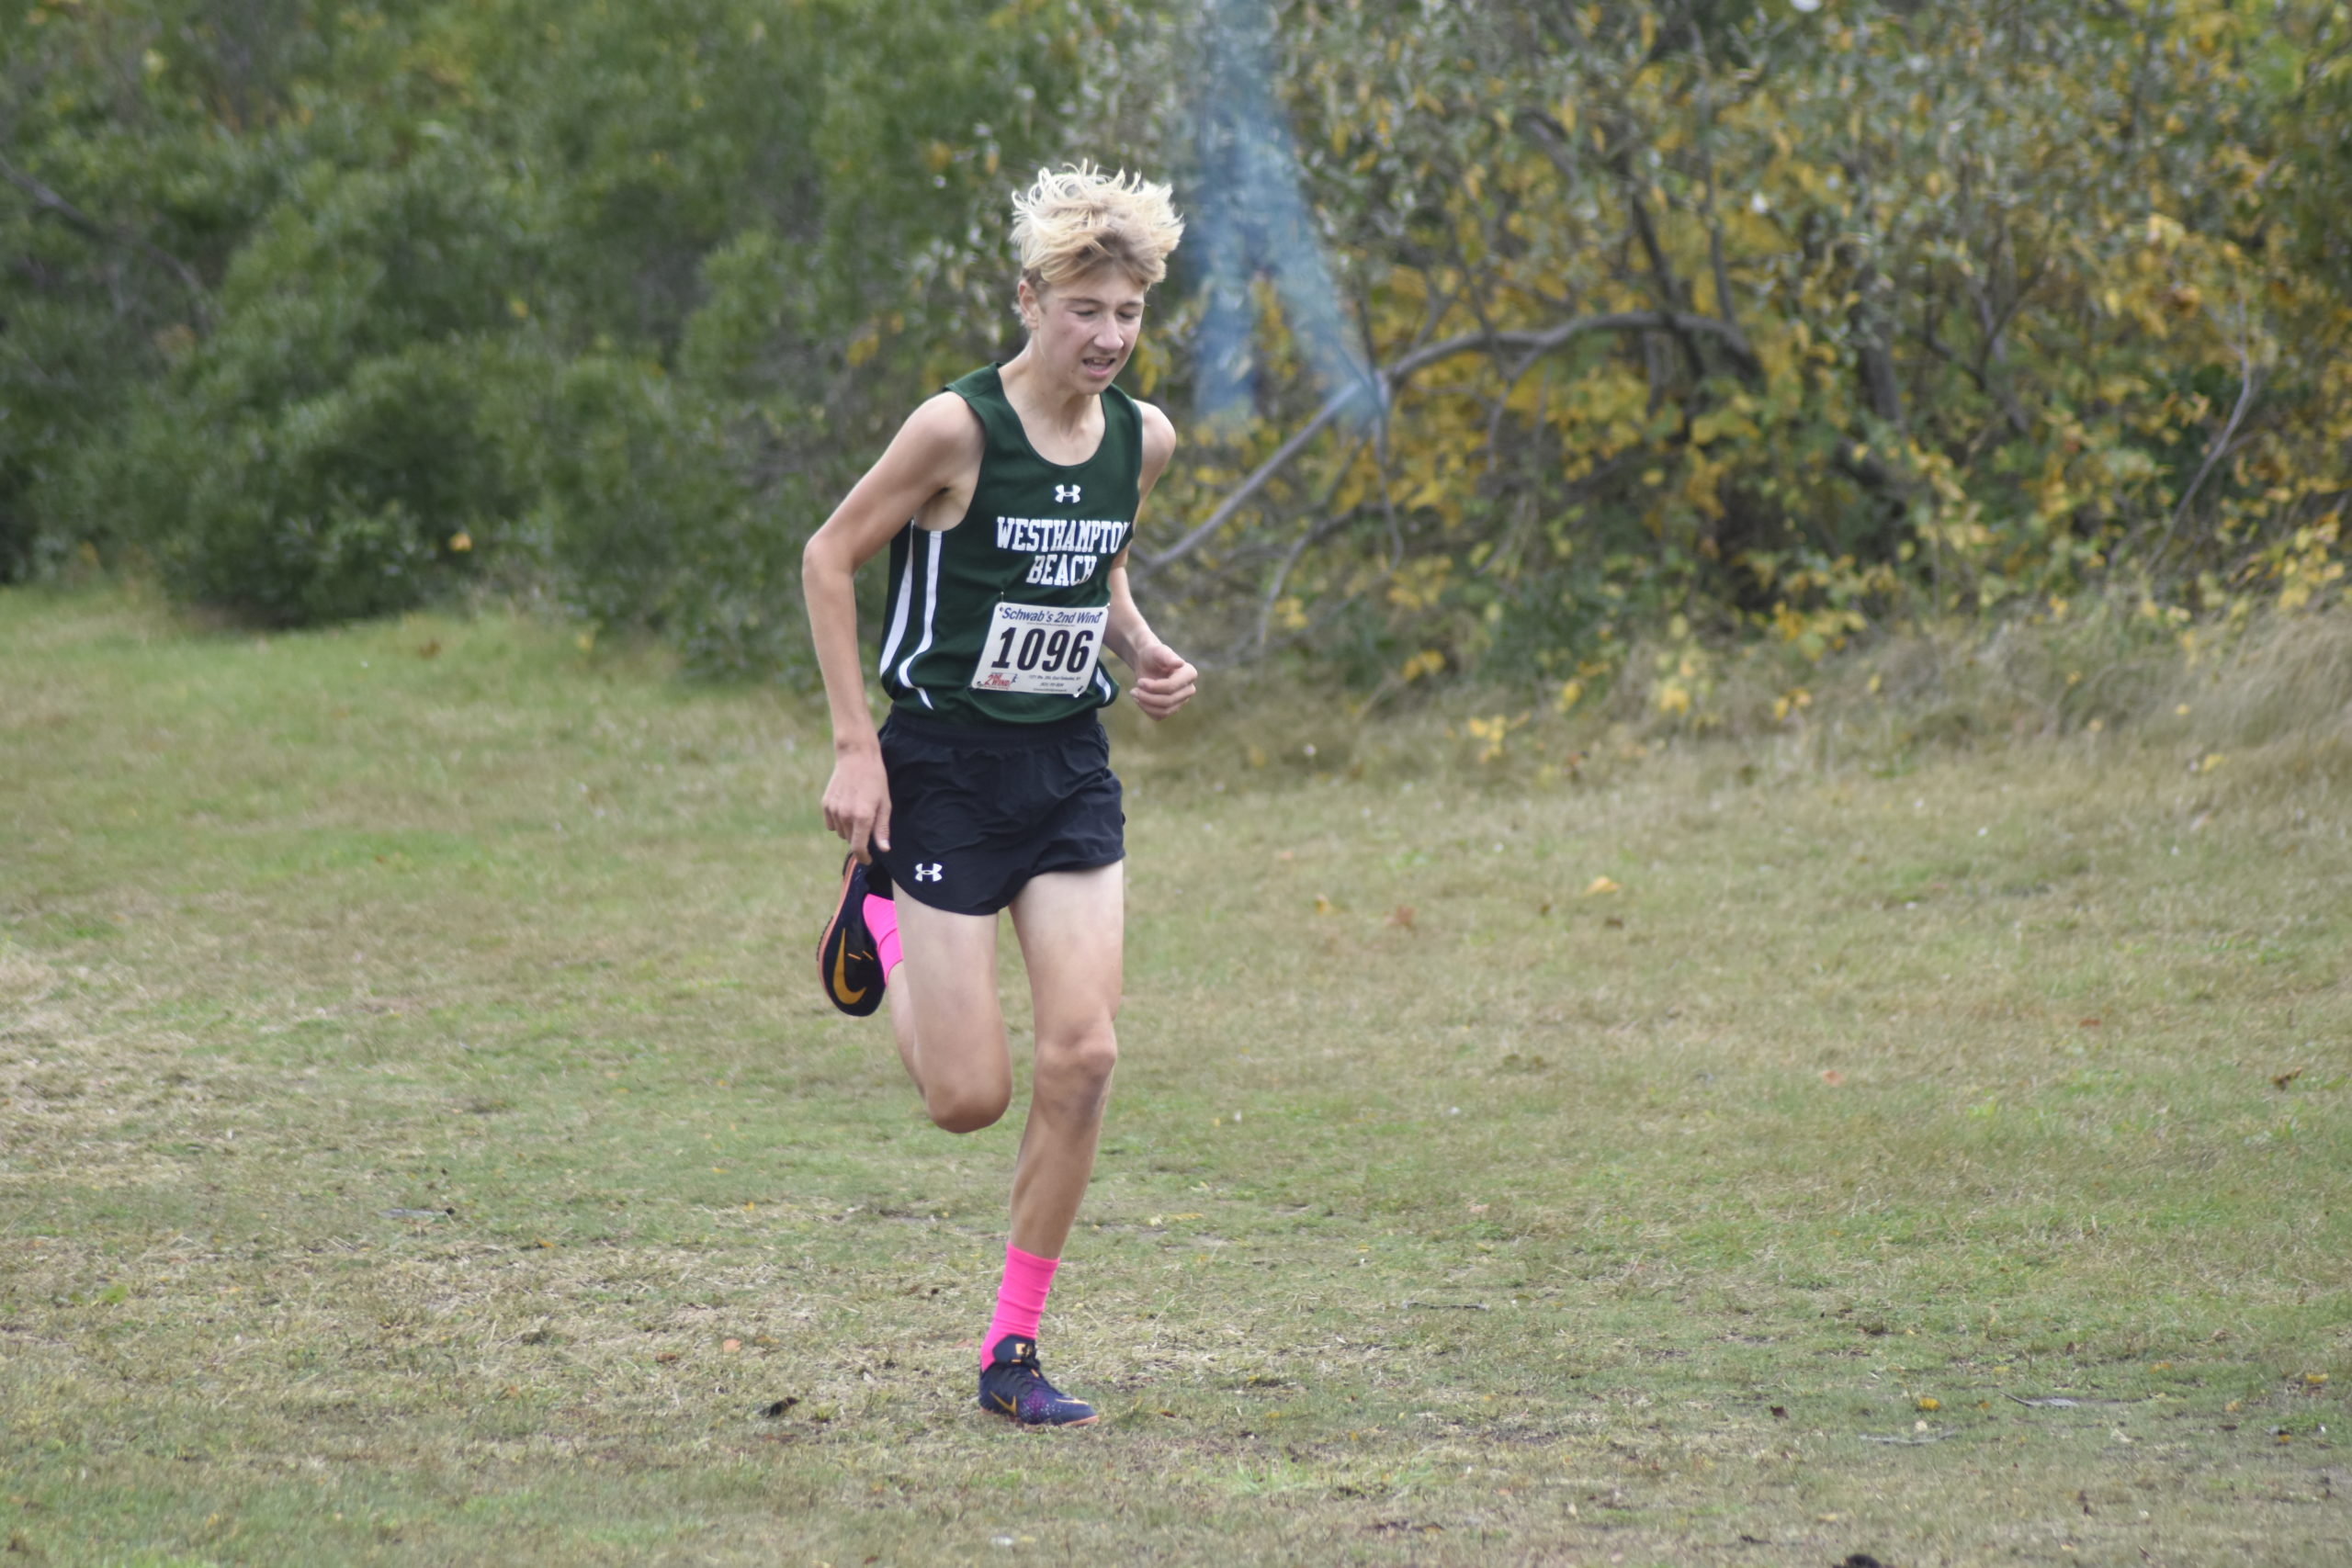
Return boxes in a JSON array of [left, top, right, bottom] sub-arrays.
[[803, 164, 1195, 1427]]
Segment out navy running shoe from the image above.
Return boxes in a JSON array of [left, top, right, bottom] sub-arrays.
[[978, 1335, 1098, 1427], [815, 854, 889, 1017]]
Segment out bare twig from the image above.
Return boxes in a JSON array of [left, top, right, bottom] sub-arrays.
[[0, 150, 209, 320], [1513, 107, 1706, 383], [1838, 158, 1906, 434], [1252, 433, 1365, 655], [1144, 309, 1755, 571], [1147, 386, 1367, 570], [1965, 252, 2049, 400], [2161, 295, 2264, 556], [1686, 17, 1745, 346], [1909, 319, 2030, 438]]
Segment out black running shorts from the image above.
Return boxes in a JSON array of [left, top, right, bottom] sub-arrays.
[[875, 707, 1125, 917]]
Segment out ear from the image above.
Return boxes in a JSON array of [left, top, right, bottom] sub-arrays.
[[1015, 276, 1041, 333]]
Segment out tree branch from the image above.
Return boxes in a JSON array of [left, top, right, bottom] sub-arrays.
[[1516, 103, 1770, 398], [1907, 319, 2030, 438], [2160, 298, 2265, 556], [1838, 159, 1905, 434], [0, 151, 210, 318], [1146, 386, 1366, 571], [1143, 309, 1755, 571], [1686, 17, 1747, 352]]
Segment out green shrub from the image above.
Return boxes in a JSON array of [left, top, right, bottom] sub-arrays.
[[532, 355, 723, 626], [64, 135, 546, 624], [141, 340, 523, 625], [527, 353, 816, 680]]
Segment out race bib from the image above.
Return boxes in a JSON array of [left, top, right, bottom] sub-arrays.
[[969, 602, 1109, 696]]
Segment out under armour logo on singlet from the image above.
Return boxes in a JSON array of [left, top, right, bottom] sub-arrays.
[[1054, 484, 1081, 504], [914, 863, 944, 882]]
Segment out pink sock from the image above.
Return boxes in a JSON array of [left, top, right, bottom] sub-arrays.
[[863, 893, 902, 978], [982, 1244, 1059, 1363]]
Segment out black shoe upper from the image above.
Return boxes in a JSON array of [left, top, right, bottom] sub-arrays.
[[978, 1335, 1098, 1427], [815, 856, 886, 1017]]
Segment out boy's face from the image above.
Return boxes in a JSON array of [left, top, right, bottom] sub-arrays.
[[1021, 266, 1149, 395]]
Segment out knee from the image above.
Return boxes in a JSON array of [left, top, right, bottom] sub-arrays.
[[1035, 1024, 1119, 1097], [925, 1084, 1010, 1134]]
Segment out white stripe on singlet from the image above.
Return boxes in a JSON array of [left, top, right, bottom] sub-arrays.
[[876, 525, 916, 682], [893, 529, 943, 695]]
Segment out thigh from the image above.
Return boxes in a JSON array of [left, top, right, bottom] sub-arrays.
[[894, 894, 1007, 1065], [1008, 862, 1124, 1035]]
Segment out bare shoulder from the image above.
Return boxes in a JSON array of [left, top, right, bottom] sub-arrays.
[[1135, 399, 1178, 481], [815, 391, 986, 555], [857, 391, 985, 528], [897, 390, 987, 467]]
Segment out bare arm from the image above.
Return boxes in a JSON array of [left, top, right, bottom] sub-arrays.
[[1104, 401, 1197, 721], [801, 393, 983, 857]]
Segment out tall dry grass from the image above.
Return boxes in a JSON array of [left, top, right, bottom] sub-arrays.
[[1122, 603, 2352, 802]]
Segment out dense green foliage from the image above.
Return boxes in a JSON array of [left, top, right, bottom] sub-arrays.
[[4, 1, 2347, 698], [3, 0, 1085, 670]]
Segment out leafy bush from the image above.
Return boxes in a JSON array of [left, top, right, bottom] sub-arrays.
[[526, 355, 734, 621], [9, 0, 2341, 706], [1102, 0, 2352, 703], [5, 0, 1079, 650], [60, 133, 544, 623], [150, 341, 524, 624]]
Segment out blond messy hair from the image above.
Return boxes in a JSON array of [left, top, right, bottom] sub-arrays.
[[1011, 163, 1183, 294]]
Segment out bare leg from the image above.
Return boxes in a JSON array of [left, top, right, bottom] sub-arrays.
[[888, 895, 1012, 1134], [885, 962, 924, 1093], [1004, 863, 1124, 1259]]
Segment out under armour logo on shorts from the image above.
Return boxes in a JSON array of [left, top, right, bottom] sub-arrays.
[[1054, 484, 1081, 504], [914, 863, 944, 883]]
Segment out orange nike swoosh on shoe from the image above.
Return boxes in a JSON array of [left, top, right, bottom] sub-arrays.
[[831, 940, 868, 1007], [816, 853, 887, 1018]]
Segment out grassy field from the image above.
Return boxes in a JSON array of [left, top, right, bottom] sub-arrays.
[[3, 585, 2347, 1567]]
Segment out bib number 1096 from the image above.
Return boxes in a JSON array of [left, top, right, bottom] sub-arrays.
[[969, 602, 1110, 697]]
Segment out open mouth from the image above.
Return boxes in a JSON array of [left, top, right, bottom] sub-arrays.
[[1081, 354, 1120, 376]]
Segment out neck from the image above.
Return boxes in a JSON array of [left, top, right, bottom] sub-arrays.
[[999, 348, 1099, 430]]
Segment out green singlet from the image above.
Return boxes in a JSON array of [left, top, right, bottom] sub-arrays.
[[876, 365, 1143, 727]]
